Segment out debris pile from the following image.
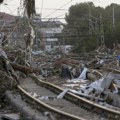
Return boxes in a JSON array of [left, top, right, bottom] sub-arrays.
[[1, 36, 120, 113]]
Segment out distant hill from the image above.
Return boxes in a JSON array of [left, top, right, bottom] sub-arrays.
[[0, 12, 15, 22]]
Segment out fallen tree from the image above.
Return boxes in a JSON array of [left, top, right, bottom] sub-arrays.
[[10, 62, 38, 76]]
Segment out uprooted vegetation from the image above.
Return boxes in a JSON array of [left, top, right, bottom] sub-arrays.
[[1, 44, 120, 111]]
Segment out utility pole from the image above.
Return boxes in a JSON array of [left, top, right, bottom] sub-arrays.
[[112, 5, 115, 28], [41, 0, 44, 18], [100, 14, 104, 46], [88, 5, 92, 35], [95, 18, 99, 35], [17, 0, 23, 16]]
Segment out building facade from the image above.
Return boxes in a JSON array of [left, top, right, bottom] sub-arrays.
[[0, 12, 64, 51], [40, 20, 63, 51]]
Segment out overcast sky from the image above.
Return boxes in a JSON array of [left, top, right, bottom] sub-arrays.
[[1, 0, 120, 22]]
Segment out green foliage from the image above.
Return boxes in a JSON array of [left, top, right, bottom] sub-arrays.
[[103, 4, 120, 48], [73, 36, 98, 53], [64, 2, 120, 53]]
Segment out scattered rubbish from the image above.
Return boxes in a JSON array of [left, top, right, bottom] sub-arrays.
[[57, 89, 69, 99], [63, 83, 80, 88], [1, 37, 120, 113], [43, 111, 50, 116], [39, 96, 49, 100], [2, 113, 20, 120], [78, 67, 89, 80], [32, 92, 38, 98], [66, 78, 88, 84]]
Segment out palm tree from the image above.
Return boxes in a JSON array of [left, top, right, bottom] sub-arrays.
[[23, 0, 36, 19], [23, 0, 36, 64], [0, 0, 4, 4]]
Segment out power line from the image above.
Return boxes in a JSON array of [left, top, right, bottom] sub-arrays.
[[3, 5, 17, 16], [5, 0, 15, 3], [55, 13, 66, 18], [1, 15, 23, 45], [1, 0, 28, 45], [30, 33, 105, 39], [44, 0, 72, 18], [0, 21, 5, 32], [36, 8, 68, 11], [2, 3, 19, 6], [41, 18, 65, 20], [40, 0, 44, 17]]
